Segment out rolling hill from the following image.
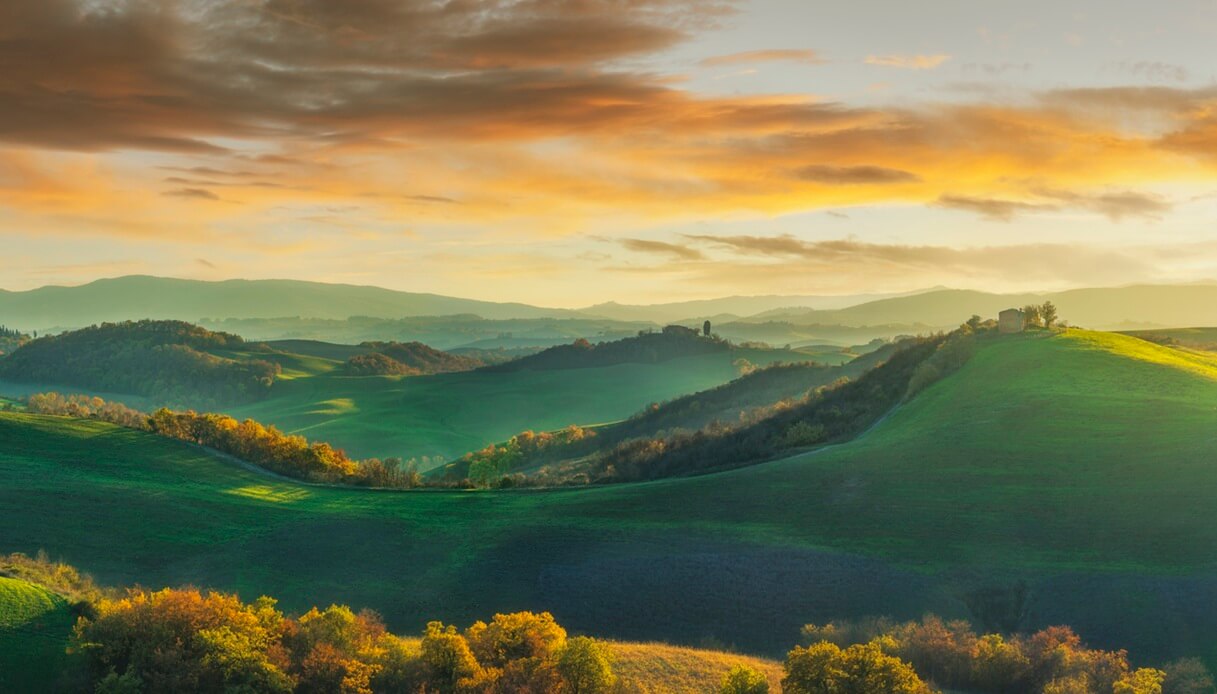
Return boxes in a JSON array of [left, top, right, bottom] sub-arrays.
[[751, 283, 1217, 330], [0, 275, 579, 331], [0, 323, 829, 464], [0, 320, 280, 406], [578, 289, 926, 323], [3, 329, 1217, 668], [226, 341, 818, 464]]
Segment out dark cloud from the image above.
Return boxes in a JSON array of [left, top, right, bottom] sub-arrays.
[[792, 164, 920, 185], [937, 189, 1171, 222], [935, 195, 1058, 221], [679, 234, 1153, 284], [195, 258, 216, 268], [0, 0, 741, 151], [620, 238, 705, 260], [162, 188, 220, 201], [1033, 188, 1171, 221]]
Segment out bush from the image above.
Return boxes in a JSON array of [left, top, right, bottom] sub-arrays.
[[720, 663, 770, 693], [557, 636, 617, 694], [782, 641, 930, 694]]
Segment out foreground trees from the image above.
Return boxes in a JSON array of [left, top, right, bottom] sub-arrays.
[[73, 590, 618, 694], [799, 616, 1202, 694], [1, 548, 1206, 694]]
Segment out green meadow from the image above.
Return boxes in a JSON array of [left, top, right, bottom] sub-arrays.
[[3, 330, 1217, 664], [0, 576, 74, 691], [225, 346, 815, 464]]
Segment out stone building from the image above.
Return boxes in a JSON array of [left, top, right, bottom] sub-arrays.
[[998, 308, 1025, 334]]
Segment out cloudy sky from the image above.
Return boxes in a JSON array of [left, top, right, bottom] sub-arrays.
[[4, 0, 1217, 306]]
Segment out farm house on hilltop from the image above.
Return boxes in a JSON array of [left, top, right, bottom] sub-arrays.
[[999, 308, 1025, 334]]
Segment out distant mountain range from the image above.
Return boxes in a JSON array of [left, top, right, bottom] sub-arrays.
[[0, 276, 579, 330], [578, 289, 932, 323], [4, 275, 1217, 333], [746, 284, 1217, 330]]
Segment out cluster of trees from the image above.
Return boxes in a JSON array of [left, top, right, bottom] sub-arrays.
[[26, 392, 148, 429], [483, 327, 728, 372], [0, 320, 279, 406], [344, 342, 485, 376], [72, 589, 619, 694], [0, 324, 29, 356], [1021, 301, 1061, 329], [905, 326, 978, 399], [343, 352, 421, 376], [24, 393, 423, 489], [798, 615, 1210, 694], [441, 425, 597, 487]]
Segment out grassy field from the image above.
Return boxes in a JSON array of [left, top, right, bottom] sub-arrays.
[[226, 346, 815, 465], [3, 330, 1217, 666], [0, 576, 74, 692], [609, 641, 784, 693]]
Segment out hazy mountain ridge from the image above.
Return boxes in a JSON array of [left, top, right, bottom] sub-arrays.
[[0, 276, 580, 330], [7, 276, 1217, 336]]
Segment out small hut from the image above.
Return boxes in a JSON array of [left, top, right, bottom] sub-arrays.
[[998, 308, 1025, 334]]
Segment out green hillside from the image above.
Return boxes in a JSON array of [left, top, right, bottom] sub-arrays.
[[227, 346, 807, 464], [0, 320, 280, 405], [0, 576, 74, 692], [3, 330, 1217, 665]]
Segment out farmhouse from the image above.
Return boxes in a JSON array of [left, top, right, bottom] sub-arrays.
[[999, 308, 1025, 334]]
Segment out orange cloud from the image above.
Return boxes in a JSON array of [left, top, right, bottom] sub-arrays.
[[700, 49, 824, 66], [865, 54, 951, 69]]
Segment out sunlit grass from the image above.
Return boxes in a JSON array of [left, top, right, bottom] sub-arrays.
[[223, 485, 313, 504]]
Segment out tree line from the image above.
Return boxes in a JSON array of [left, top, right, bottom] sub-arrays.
[[24, 393, 423, 489], [434, 342, 908, 488], [577, 334, 948, 483]]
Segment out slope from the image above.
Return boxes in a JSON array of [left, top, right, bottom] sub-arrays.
[[0, 576, 74, 692], [4, 330, 1217, 664], [227, 345, 808, 464]]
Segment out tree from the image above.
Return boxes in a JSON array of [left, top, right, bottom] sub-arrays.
[[704, 320, 712, 337], [1040, 301, 1058, 328], [420, 621, 482, 692], [1163, 658, 1216, 694], [556, 636, 617, 694], [1115, 669, 1166, 694], [783, 641, 930, 694], [465, 611, 567, 667], [1021, 304, 1043, 328], [720, 664, 770, 693]]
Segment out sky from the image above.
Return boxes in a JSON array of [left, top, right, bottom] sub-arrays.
[[3, 0, 1217, 307]]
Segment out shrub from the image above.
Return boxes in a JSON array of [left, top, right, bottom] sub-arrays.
[[720, 663, 770, 693], [557, 636, 617, 694], [783, 641, 930, 694]]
